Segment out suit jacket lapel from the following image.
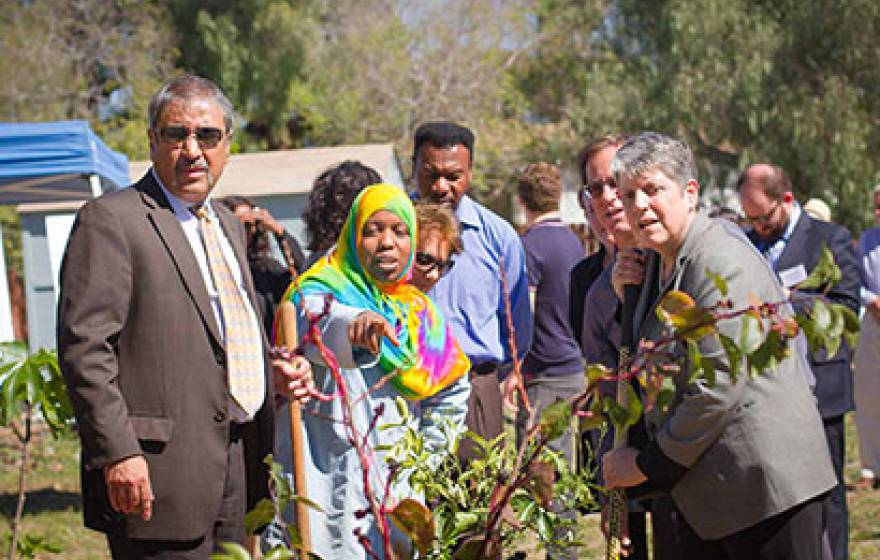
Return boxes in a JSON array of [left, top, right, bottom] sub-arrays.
[[774, 213, 812, 272], [138, 175, 223, 347]]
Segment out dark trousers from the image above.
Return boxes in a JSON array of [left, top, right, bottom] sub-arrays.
[[823, 415, 848, 560], [107, 432, 247, 559], [677, 495, 826, 560], [458, 368, 503, 463], [650, 497, 685, 560]]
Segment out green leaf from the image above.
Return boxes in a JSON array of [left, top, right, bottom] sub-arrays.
[[604, 384, 641, 430], [539, 400, 571, 441], [244, 498, 276, 534], [452, 511, 481, 535], [262, 547, 296, 560], [585, 364, 609, 385], [210, 542, 252, 560], [535, 510, 554, 542], [739, 313, 764, 355], [705, 267, 728, 296], [291, 494, 324, 513], [394, 395, 408, 418], [796, 245, 840, 291], [719, 334, 742, 382], [746, 330, 785, 378], [811, 299, 832, 331]]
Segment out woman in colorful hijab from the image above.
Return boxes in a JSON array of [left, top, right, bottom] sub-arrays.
[[270, 184, 470, 559]]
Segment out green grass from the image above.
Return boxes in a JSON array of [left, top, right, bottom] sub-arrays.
[[0, 414, 877, 559]]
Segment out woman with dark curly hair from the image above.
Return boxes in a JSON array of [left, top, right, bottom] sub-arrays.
[[302, 160, 381, 263]]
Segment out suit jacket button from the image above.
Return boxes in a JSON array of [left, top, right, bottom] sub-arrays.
[[214, 411, 226, 422]]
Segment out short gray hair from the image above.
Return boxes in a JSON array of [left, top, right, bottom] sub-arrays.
[[610, 131, 697, 188], [148, 74, 234, 131]]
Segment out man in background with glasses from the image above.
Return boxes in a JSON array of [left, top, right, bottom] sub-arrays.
[[737, 163, 860, 560], [58, 75, 311, 559], [577, 134, 683, 560]]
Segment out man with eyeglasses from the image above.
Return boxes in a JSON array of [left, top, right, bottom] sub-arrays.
[[737, 163, 860, 560], [575, 134, 682, 560], [411, 121, 532, 463], [58, 75, 311, 558]]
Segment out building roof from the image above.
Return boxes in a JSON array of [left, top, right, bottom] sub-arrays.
[[128, 143, 400, 198]]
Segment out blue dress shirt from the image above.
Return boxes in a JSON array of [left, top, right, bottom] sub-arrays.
[[424, 194, 533, 371]]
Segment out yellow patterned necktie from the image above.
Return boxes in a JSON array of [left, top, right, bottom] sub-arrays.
[[193, 205, 265, 416]]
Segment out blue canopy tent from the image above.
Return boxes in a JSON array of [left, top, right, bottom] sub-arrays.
[[0, 120, 129, 204], [0, 120, 129, 350]]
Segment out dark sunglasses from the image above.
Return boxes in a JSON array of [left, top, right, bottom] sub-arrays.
[[415, 251, 454, 275], [583, 177, 617, 198], [157, 126, 226, 148]]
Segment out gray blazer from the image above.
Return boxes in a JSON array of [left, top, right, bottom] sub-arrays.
[[57, 172, 274, 540], [632, 212, 836, 539]]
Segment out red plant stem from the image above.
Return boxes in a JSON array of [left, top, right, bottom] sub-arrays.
[[299, 292, 396, 560], [499, 256, 530, 412]]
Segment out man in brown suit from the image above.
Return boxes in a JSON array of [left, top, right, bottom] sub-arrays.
[[58, 75, 308, 559]]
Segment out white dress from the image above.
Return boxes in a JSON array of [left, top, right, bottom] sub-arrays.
[[269, 294, 470, 559]]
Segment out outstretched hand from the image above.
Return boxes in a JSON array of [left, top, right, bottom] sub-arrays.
[[349, 311, 399, 354]]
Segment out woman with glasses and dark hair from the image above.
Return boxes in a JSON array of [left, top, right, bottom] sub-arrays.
[[411, 203, 462, 292]]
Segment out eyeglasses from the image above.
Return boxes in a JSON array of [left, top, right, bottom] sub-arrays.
[[415, 251, 454, 275], [157, 126, 226, 148], [744, 200, 781, 226], [583, 177, 617, 198]]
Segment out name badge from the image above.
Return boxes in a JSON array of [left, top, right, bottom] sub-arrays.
[[778, 264, 808, 288]]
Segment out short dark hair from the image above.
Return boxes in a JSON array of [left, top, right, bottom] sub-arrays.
[[517, 162, 562, 213], [148, 74, 234, 132], [576, 134, 629, 188], [303, 160, 381, 253], [412, 122, 475, 167], [735, 164, 791, 200]]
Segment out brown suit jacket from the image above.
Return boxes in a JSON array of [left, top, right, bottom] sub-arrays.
[[57, 172, 274, 540]]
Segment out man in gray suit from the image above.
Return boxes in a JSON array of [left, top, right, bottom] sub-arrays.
[[58, 75, 310, 559], [603, 132, 836, 558]]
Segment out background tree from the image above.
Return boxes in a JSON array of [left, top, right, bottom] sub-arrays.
[[516, 0, 880, 232], [0, 0, 176, 160]]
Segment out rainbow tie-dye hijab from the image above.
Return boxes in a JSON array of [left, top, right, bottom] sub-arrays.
[[280, 183, 469, 400]]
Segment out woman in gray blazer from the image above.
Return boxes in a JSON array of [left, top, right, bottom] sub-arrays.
[[602, 132, 836, 559]]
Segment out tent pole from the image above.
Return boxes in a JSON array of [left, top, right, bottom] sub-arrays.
[[88, 174, 102, 197]]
